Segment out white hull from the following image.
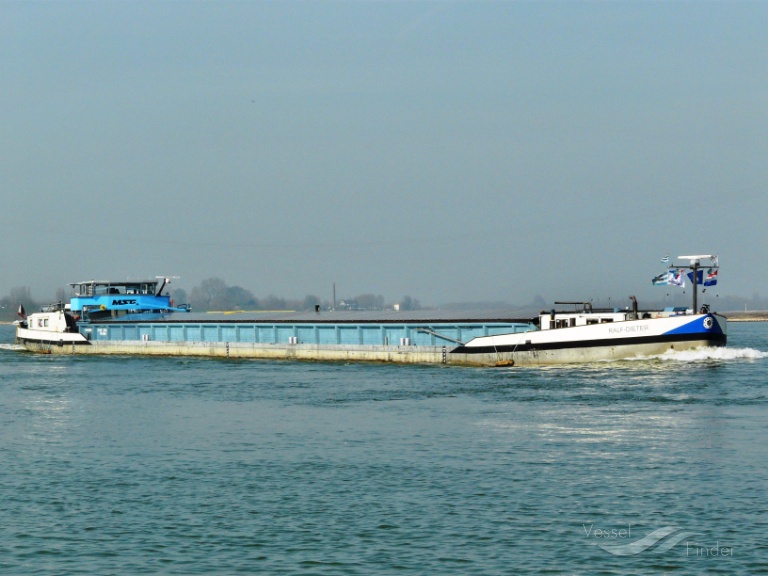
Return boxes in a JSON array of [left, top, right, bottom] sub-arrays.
[[451, 313, 727, 366], [15, 312, 727, 367], [15, 325, 89, 353]]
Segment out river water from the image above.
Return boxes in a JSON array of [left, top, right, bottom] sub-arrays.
[[1, 322, 766, 575]]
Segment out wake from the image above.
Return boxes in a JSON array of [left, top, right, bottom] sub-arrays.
[[637, 346, 768, 363], [0, 343, 24, 352]]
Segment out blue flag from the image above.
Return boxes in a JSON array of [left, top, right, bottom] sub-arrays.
[[687, 270, 704, 284], [686, 269, 718, 286]]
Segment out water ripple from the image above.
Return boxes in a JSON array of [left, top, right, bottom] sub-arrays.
[[0, 323, 766, 574]]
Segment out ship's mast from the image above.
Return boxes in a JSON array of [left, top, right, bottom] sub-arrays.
[[672, 255, 718, 313]]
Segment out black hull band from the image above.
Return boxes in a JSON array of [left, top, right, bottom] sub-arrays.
[[17, 337, 91, 348]]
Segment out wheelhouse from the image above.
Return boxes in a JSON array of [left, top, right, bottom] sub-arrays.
[[68, 279, 177, 317], [70, 280, 162, 298]]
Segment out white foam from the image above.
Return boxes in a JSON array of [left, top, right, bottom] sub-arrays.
[[0, 343, 24, 351], [653, 346, 768, 362]]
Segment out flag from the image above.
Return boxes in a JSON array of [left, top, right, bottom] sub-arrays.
[[668, 269, 685, 287], [685, 269, 718, 286], [661, 254, 670, 263], [652, 272, 669, 286], [17, 303, 26, 318], [687, 270, 704, 284]]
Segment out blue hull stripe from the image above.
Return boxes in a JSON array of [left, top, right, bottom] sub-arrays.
[[662, 314, 725, 337]]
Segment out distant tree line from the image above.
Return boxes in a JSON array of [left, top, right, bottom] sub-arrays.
[[183, 277, 420, 312], [0, 287, 34, 320], [4, 279, 761, 321]]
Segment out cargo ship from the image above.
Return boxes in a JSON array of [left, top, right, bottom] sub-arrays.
[[15, 257, 727, 367]]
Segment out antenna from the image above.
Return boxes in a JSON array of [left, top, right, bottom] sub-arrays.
[[677, 254, 717, 261], [155, 276, 180, 296]]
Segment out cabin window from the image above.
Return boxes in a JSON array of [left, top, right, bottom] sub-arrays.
[[587, 319, 598, 325], [569, 318, 576, 327], [601, 318, 613, 323]]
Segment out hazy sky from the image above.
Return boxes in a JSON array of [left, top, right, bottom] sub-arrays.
[[2, 1, 766, 306]]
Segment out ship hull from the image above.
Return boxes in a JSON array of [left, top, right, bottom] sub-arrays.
[[451, 313, 727, 366], [15, 325, 90, 353], [16, 313, 727, 367]]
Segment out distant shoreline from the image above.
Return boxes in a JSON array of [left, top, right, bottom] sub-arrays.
[[723, 311, 768, 322]]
